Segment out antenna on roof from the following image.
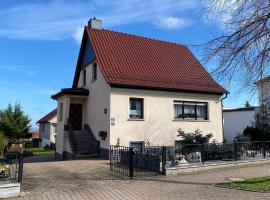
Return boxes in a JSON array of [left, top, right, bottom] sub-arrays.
[[88, 17, 102, 30]]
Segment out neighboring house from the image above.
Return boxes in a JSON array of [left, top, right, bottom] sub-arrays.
[[52, 18, 228, 160], [223, 107, 256, 142], [256, 75, 270, 105], [36, 109, 57, 147], [255, 75, 270, 126]]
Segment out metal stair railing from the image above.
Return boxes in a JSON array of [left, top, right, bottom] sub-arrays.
[[65, 123, 77, 154], [84, 124, 100, 154]]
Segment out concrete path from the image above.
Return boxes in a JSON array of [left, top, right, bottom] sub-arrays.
[[8, 157, 270, 200]]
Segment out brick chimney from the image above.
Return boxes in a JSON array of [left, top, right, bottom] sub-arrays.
[[88, 17, 102, 30]]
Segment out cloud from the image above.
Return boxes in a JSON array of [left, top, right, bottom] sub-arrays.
[[0, 65, 36, 76], [72, 27, 84, 44], [155, 16, 187, 29], [0, 0, 201, 43]]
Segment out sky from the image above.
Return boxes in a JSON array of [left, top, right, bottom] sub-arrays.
[[0, 0, 258, 130]]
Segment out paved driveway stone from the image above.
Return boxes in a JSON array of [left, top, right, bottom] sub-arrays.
[[8, 157, 270, 200]]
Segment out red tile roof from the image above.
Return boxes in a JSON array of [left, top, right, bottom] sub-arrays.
[[80, 28, 227, 94], [36, 109, 57, 124]]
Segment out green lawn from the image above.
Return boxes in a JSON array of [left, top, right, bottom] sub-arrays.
[[225, 176, 270, 192], [27, 148, 55, 156]]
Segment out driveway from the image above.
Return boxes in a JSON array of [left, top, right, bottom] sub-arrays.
[[9, 156, 270, 200]]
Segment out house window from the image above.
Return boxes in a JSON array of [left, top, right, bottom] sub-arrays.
[[130, 141, 144, 153], [59, 103, 63, 121], [129, 98, 144, 119], [92, 63, 97, 81], [83, 70, 86, 86], [41, 124, 45, 132], [52, 123, 57, 134], [174, 101, 208, 120]]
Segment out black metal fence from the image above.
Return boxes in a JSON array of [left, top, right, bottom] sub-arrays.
[[110, 145, 165, 178], [165, 141, 270, 167], [0, 151, 24, 184], [110, 141, 270, 178]]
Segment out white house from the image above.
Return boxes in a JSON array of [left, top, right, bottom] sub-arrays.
[[52, 18, 228, 160], [36, 109, 57, 147], [223, 107, 256, 142]]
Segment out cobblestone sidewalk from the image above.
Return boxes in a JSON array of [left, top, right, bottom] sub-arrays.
[[8, 157, 270, 200]]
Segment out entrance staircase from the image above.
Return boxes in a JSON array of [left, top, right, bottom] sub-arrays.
[[66, 124, 100, 159]]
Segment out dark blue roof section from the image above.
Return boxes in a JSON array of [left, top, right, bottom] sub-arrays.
[[81, 36, 96, 69]]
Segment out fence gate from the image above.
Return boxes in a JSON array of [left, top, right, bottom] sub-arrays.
[[110, 145, 165, 178]]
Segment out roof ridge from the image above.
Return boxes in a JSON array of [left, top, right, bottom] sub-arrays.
[[86, 27, 186, 47]]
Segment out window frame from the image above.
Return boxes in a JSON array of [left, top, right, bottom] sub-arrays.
[[130, 141, 145, 153], [82, 69, 86, 86], [173, 100, 208, 120], [129, 98, 144, 119], [92, 62, 97, 81]]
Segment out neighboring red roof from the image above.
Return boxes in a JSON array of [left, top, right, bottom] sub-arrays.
[[36, 109, 57, 124], [83, 28, 227, 94], [31, 131, 40, 139], [255, 75, 270, 85]]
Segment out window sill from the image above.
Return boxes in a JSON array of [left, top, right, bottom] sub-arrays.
[[127, 118, 145, 121], [172, 119, 210, 122]]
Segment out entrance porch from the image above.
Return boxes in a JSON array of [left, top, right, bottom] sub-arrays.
[[52, 88, 100, 160]]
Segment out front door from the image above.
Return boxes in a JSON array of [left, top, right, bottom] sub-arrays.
[[69, 103, 83, 130]]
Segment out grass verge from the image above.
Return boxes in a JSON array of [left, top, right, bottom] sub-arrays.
[[220, 176, 270, 192], [27, 148, 55, 156]]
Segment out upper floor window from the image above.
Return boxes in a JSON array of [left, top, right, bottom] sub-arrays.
[[92, 63, 97, 81], [83, 70, 86, 86], [129, 98, 144, 119], [174, 101, 208, 120], [59, 103, 63, 122]]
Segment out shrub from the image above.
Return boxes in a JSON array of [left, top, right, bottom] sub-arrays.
[[243, 126, 270, 141], [0, 132, 8, 156], [5, 149, 33, 159], [177, 129, 213, 145]]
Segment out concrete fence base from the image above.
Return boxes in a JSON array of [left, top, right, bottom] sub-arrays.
[[0, 183, 21, 198], [166, 159, 270, 175]]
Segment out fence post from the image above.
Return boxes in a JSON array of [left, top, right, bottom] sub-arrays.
[[129, 147, 134, 179], [263, 142, 266, 159], [17, 150, 24, 183], [109, 146, 112, 171], [201, 143, 205, 164], [233, 140, 238, 161], [161, 146, 166, 175]]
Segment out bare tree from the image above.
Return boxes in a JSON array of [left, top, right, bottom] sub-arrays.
[[204, 0, 270, 90]]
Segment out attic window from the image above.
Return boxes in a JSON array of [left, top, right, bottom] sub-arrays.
[[83, 70, 86, 86], [92, 63, 97, 81]]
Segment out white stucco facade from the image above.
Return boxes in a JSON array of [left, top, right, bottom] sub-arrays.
[[223, 109, 256, 142], [110, 88, 224, 147]]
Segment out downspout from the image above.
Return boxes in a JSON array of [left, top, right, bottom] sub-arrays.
[[220, 93, 228, 143]]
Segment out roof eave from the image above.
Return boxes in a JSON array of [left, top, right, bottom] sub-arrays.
[[109, 83, 226, 95]]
